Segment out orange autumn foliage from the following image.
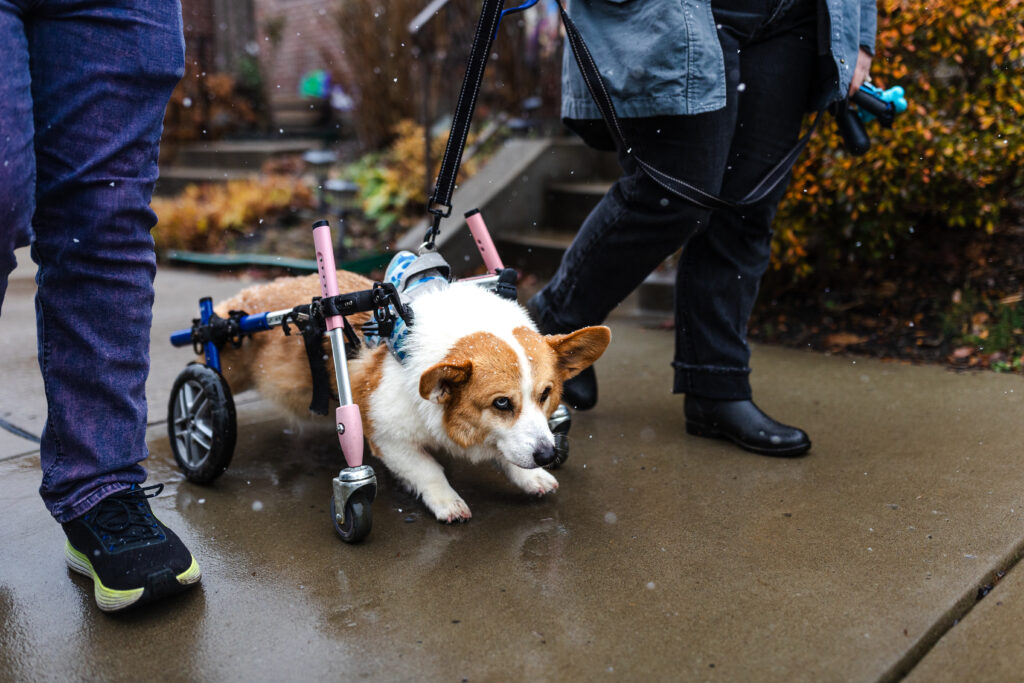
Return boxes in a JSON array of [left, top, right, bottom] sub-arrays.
[[151, 176, 315, 252], [774, 0, 1024, 278]]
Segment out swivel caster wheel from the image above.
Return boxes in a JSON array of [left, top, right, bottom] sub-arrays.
[[168, 363, 237, 484], [330, 489, 373, 543]]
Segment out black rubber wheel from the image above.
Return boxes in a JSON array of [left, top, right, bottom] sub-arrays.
[[330, 490, 373, 543], [168, 363, 237, 484], [549, 431, 569, 469], [547, 404, 571, 470]]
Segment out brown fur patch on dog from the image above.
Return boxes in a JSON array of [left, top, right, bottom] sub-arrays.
[[419, 332, 522, 448], [513, 326, 560, 417], [349, 344, 389, 440], [211, 270, 374, 415]]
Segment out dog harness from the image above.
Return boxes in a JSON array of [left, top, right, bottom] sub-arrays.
[[362, 250, 451, 363]]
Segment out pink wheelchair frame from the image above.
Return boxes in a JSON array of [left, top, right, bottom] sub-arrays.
[[168, 210, 568, 543]]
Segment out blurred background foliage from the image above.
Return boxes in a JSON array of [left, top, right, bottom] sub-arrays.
[[154, 0, 1022, 367], [774, 0, 1023, 277], [162, 61, 267, 148], [157, 0, 562, 253], [753, 0, 1024, 369], [159, 0, 1022, 270], [333, 0, 562, 150], [151, 176, 315, 252], [340, 119, 482, 234]]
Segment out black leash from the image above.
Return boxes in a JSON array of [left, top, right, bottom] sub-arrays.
[[555, 0, 821, 210], [424, 0, 820, 246], [424, 0, 506, 248]]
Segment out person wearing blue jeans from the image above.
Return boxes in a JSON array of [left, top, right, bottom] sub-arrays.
[[529, 0, 875, 456], [0, 0, 201, 611]]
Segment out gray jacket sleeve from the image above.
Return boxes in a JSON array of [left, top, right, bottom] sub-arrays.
[[859, 0, 877, 54]]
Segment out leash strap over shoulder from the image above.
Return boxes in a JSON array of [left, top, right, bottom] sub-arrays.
[[555, 0, 821, 210]]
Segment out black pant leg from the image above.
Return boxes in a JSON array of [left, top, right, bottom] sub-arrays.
[[673, 0, 820, 399], [529, 109, 735, 334]]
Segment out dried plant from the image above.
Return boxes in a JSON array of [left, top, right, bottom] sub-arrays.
[[151, 176, 316, 252]]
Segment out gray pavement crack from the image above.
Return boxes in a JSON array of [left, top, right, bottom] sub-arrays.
[[887, 544, 1024, 681]]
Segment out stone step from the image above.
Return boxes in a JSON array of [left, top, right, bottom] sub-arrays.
[[544, 180, 612, 229], [495, 226, 675, 316], [172, 138, 326, 170], [270, 95, 328, 126], [543, 179, 674, 316], [269, 95, 348, 139], [495, 229, 576, 277], [636, 267, 675, 315], [547, 180, 614, 195]]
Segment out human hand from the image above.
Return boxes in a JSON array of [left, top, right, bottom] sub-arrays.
[[848, 47, 873, 97]]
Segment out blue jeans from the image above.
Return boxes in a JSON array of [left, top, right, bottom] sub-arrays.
[[530, 0, 820, 401], [0, 0, 184, 523]]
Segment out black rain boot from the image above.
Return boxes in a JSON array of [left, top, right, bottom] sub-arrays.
[[684, 396, 811, 457], [563, 366, 598, 411]]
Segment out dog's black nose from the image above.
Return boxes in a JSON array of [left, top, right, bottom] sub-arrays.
[[533, 442, 556, 468]]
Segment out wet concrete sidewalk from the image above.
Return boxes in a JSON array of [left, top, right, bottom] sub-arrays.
[[2, 253, 1024, 681]]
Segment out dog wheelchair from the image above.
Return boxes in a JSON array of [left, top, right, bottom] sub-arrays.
[[168, 211, 573, 543]]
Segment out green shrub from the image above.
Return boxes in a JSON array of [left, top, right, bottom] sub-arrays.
[[341, 119, 480, 234], [942, 286, 1024, 366]]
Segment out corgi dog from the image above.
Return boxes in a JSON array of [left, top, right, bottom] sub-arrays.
[[212, 270, 610, 522]]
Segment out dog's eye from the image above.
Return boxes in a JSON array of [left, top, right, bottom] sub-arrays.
[[539, 387, 551, 403], [492, 397, 514, 412]]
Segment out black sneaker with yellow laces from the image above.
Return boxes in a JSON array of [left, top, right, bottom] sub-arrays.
[[62, 483, 201, 612]]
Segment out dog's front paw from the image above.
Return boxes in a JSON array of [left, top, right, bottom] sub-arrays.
[[511, 467, 559, 497], [423, 490, 472, 523]]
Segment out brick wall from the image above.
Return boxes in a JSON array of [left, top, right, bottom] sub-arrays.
[[253, 0, 348, 98]]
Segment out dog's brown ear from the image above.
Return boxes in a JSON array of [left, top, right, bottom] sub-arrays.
[[546, 326, 611, 380], [419, 360, 473, 403]]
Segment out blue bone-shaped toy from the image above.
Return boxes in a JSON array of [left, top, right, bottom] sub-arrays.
[[834, 82, 909, 155], [852, 83, 908, 127]]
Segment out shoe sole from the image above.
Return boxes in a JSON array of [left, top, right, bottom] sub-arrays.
[[65, 542, 202, 612], [685, 421, 811, 458]]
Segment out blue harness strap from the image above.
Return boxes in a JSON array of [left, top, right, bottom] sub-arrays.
[[362, 251, 451, 362]]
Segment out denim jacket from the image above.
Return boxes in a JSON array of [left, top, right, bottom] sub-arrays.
[[561, 0, 877, 120]]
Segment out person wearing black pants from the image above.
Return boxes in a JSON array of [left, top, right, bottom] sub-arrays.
[[529, 0, 876, 456]]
